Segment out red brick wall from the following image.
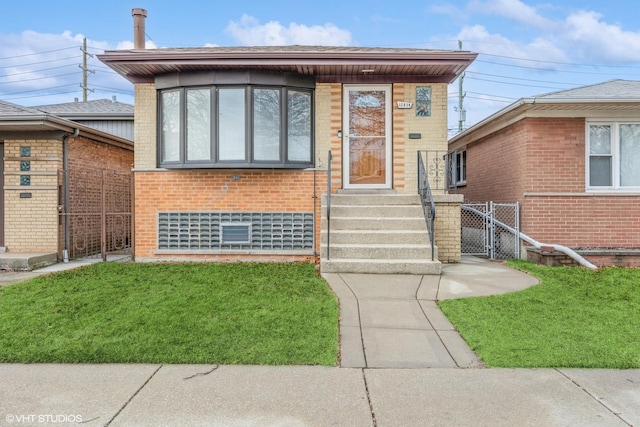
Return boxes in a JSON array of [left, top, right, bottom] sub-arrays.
[[523, 195, 640, 247], [68, 136, 133, 172], [452, 119, 529, 203], [522, 118, 585, 193], [134, 169, 326, 261]]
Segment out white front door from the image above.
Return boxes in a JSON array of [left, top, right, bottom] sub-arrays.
[[343, 85, 392, 189]]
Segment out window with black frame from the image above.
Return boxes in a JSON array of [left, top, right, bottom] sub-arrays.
[[158, 75, 314, 169]]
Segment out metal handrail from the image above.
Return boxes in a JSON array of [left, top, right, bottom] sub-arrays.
[[326, 150, 332, 260], [417, 151, 436, 261]]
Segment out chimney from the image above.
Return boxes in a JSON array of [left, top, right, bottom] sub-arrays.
[[132, 8, 147, 49]]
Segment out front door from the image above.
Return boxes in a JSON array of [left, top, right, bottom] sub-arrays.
[[343, 85, 392, 189]]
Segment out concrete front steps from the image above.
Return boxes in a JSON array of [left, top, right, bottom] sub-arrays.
[[320, 193, 441, 275]]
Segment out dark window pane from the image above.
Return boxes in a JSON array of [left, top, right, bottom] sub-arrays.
[[186, 89, 211, 161], [590, 156, 612, 186], [161, 91, 180, 162], [218, 88, 246, 161], [287, 90, 311, 162], [253, 88, 280, 161]]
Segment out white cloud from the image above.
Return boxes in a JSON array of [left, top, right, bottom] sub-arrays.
[[225, 14, 352, 46], [564, 10, 640, 62], [468, 0, 556, 31], [461, 2, 640, 64], [457, 24, 567, 65]]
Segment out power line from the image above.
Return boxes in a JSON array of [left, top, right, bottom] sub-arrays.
[[0, 71, 82, 85], [0, 46, 79, 60], [0, 64, 77, 78], [0, 55, 81, 69]]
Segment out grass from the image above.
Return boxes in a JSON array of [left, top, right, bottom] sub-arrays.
[[438, 260, 640, 368], [0, 262, 339, 365]]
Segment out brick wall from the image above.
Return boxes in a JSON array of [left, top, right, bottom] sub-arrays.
[[68, 135, 133, 173], [433, 194, 463, 263], [2, 135, 133, 256], [523, 195, 640, 247], [451, 119, 529, 203], [401, 83, 449, 194], [134, 169, 326, 261], [3, 139, 61, 253], [134, 83, 157, 170]]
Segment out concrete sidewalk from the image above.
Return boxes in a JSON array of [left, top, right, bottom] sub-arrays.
[[322, 256, 540, 368], [0, 364, 638, 426]]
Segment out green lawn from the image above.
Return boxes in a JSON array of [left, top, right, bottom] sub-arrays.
[[0, 262, 339, 365], [438, 260, 640, 368]]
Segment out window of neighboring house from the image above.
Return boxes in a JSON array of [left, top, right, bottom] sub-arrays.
[[158, 76, 314, 169], [447, 149, 467, 188], [456, 149, 467, 185], [587, 122, 640, 190]]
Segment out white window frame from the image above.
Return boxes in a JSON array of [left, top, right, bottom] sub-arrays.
[[455, 149, 467, 186], [586, 120, 640, 192]]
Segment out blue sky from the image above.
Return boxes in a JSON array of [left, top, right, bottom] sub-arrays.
[[2, 0, 640, 134]]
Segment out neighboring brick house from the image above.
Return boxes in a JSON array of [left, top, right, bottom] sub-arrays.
[[0, 100, 134, 269], [97, 9, 476, 273], [448, 80, 640, 267]]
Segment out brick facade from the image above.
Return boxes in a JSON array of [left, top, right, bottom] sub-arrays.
[[451, 117, 640, 266], [132, 80, 458, 263], [3, 135, 133, 256]]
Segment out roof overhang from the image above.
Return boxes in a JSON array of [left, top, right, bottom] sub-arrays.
[[449, 97, 640, 150], [0, 114, 133, 150], [98, 47, 478, 84]]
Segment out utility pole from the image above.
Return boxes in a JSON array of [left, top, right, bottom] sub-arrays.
[[457, 40, 466, 133], [79, 37, 95, 102]]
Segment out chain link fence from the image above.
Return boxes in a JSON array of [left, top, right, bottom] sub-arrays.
[[461, 202, 520, 260]]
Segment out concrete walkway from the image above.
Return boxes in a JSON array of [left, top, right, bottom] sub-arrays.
[[322, 256, 540, 368], [0, 256, 639, 426]]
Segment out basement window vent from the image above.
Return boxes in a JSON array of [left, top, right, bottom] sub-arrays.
[[221, 223, 251, 244], [157, 211, 314, 251]]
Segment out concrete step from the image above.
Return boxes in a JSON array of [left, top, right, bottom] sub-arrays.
[[320, 243, 433, 260], [323, 204, 424, 218], [0, 253, 58, 271], [320, 229, 428, 245], [322, 217, 427, 231], [320, 258, 442, 275], [323, 194, 421, 206]]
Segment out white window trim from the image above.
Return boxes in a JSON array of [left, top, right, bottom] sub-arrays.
[[586, 120, 640, 193], [455, 149, 467, 186]]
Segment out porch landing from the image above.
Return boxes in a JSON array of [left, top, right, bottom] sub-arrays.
[[0, 253, 57, 271]]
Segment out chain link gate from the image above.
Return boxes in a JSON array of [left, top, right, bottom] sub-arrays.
[[461, 202, 520, 260], [59, 168, 132, 260]]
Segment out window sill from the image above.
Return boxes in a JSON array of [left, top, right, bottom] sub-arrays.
[[158, 162, 314, 170]]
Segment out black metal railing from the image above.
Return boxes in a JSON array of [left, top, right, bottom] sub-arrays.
[[417, 151, 436, 261], [420, 150, 452, 191], [326, 150, 332, 260]]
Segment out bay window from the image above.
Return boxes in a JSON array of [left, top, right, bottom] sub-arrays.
[[587, 122, 640, 190], [157, 71, 314, 168]]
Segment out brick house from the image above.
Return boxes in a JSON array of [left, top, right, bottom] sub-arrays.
[[98, 9, 477, 274], [0, 100, 134, 270], [448, 80, 640, 267]]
